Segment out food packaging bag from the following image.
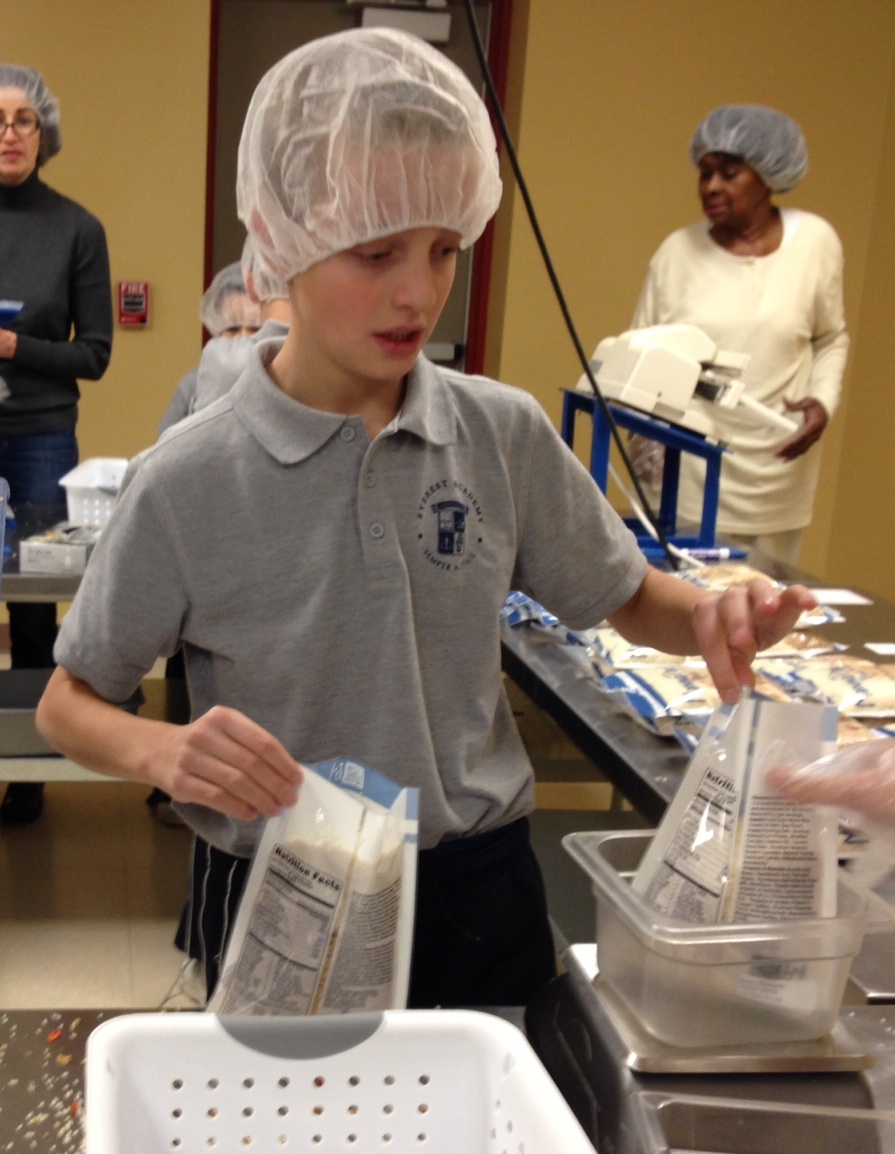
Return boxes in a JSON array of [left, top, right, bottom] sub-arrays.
[[632, 690, 840, 924], [207, 756, 418, 1015]]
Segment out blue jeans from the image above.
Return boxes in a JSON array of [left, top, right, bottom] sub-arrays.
[[0, 428, 78, 668]]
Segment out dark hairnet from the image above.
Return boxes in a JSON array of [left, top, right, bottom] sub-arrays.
[[0, 64, 62, 166], [690, 104, 808, 193]]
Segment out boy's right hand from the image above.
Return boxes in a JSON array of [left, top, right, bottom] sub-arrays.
[[159, 705, 303, 822]]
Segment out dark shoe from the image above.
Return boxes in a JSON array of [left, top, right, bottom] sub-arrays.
[[1, 781, 45, 826]]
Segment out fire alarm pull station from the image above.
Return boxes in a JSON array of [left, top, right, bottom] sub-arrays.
[[117, 281, 150, 327]]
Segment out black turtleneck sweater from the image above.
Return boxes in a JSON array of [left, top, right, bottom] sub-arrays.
[[0, 170, 112, 435]]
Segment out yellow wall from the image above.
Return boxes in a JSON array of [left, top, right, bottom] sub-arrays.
[[5, 1, 211, 460], [7, 1, 895, 601]]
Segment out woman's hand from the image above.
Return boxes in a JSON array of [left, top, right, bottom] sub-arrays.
[[692, 577, 818, 703], [0, 328, 17, 359], [154, 705, 303, 822], [775, 397, 828, 460]]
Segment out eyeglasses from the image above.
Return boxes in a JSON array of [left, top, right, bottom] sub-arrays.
[[0, 114, 40, 138]]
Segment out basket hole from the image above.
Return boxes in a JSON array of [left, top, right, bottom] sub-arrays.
[[313, 1105, 324, 1116], [347, 1135, 358, 1144], [241, 1138, 253, 1147], [171, 1109, 182, 1119], [383, 1075, 395, 1086], [382, 1135, 393, 1144], [207, 1108, 219, 1119], [348, 1105, 359, 1116], [416, 1133, 428, 1143], [242, 1106, 254, 1117], [243, 1078, 255, 1089], [276, 1138, 287, 1147], [278, 1076, 290, 1088], [314, 1076, 325, 1088], [348, 1074, 360, 1086], [417, 1103, 429, 1114], [171, 1080, 184, 1091], [382, 1104, 394, 1115], [207, 1079, 219, 1090], [205, 1140, 216, 1148], [170, 1141, 181, 1149], [418, 1075, 430, 1086], [312, 1136, 322, 1145], [277, 1106, 289, 1117]]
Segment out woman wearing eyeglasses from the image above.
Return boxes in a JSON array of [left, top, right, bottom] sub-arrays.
[[0, 65, 113, 825]]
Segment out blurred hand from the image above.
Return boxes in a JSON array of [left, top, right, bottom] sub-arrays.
[[769, 740, 895, 826], [0, 328, 17, 359], [775, 397, 828, 461]]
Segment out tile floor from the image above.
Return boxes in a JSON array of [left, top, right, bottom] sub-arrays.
[[0, 674, 648, 1010]]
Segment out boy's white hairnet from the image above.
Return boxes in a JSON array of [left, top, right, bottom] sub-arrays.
[[199, 262, 262, 337], [0, 64, 62, 166], [690, 104, 808, 193], [237, 27, 502, 279], [241, 234, 289, 303]]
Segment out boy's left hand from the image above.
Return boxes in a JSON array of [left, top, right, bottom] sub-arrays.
[[692, 578, 818, 704]]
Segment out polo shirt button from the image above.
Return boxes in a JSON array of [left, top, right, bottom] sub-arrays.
[[341, 426, 356, 442], [364, 470, 376, 488], [369, 521, 385, 539]]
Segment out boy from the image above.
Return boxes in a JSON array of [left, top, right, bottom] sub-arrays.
[[37, 29, 815, 1006]]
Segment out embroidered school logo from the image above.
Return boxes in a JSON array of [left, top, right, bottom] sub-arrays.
[[416, 479, 484, 571]]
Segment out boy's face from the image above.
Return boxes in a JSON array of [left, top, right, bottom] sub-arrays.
[[288, 226, 460, 394]]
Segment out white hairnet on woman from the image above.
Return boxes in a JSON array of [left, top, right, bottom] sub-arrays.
[[0, 63, 62, 166], [199, 261, 261, 337], [236, 27, 502, 281], [241, 233, 288, 304], [689, 104, 808, 193]]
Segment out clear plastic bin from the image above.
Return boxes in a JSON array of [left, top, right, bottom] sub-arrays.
[[564, 829, 889, 1049], [59, 458, 128, 527], [85, 1009, 595, 1154], [630, 1090, 895, 1154]]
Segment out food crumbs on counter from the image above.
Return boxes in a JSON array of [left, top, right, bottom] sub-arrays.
[[55, 1053, 74, 1066], [47, 1029, 63, 1043]]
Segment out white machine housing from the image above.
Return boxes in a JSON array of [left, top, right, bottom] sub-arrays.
[[578, 324, 798, 439]]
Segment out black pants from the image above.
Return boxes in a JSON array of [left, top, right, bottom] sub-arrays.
[[178, 818, 558, 1007]]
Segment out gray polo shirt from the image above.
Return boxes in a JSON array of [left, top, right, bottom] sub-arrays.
[[55, 342, 647, 854]]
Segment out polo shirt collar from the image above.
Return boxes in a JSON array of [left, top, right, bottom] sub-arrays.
[[232, 343, 458, 464]]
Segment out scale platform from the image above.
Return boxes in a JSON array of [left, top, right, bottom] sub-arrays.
[[563, 944, 871, 1075]]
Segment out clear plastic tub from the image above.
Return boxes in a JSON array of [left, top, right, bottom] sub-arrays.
[[564, 829, 889, 1049], [85, 1009, 595, 1154], [59, 458, 128, 526], [630, 1090, 895, 1154]]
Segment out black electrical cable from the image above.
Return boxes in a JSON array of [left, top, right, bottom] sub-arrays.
[[461, 0, 678, 568]]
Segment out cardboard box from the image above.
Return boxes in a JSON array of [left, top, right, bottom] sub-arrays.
[[19, 522, 102, 575]]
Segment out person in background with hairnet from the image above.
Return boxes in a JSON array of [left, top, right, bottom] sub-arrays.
[[629, 104, 848, 566], [190, 235, 290, 415], [158, 261, 261, 435], [36, 31, 816, 1006], [0, 65, 112, 826]]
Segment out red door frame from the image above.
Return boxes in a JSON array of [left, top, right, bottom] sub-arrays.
[[204, 1, 515, 374]]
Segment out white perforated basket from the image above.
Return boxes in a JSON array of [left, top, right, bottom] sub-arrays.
[[60, 458, 128, 527], [85, 1010, 595, 1154]]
